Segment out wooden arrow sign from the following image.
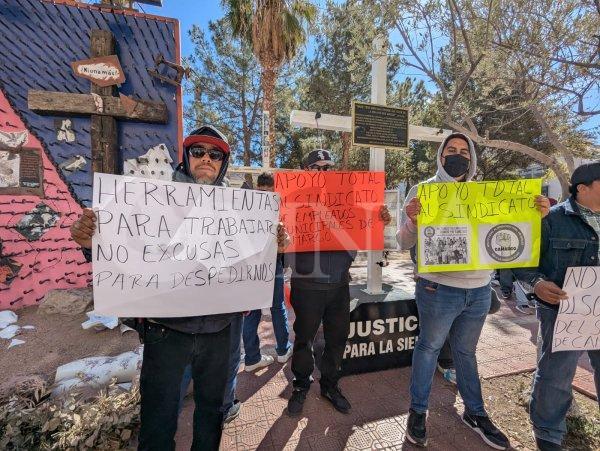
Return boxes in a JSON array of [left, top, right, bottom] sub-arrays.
[[71, 55, 126, 87]]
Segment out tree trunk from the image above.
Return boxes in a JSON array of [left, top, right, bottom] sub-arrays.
[[261, 65, 277, 167], [530, 106, 575, 174], [241, 78, 251, 167], [341, 132, 351, 170], [447, 118, 571, 198]]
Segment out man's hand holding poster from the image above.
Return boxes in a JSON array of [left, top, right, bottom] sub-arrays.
[[92, 173, 279, 317], [417, 178, 543, 273], [276, 171, 385, 252]]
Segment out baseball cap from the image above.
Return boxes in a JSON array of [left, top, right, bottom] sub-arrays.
[[303, 149, 334, 168], [183, 125, 230, 154]]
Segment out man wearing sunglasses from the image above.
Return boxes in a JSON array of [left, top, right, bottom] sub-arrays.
[[70, 125, 272, 450], [285, 149, 392, 417]]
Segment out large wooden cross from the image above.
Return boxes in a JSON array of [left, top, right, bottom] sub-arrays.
[[28, 30, 168, 175]]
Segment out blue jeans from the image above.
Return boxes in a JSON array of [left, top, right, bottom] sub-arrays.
[[497, 269, 514, 293], [178, 315, 243, 415], [531, 304, 600, 445], [243, 263, 291, 365], [410, 278, 491, 415]]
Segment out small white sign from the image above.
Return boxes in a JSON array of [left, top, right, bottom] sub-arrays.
[[552, 266, 600, 352]]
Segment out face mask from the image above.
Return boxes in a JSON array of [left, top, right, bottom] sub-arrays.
[[443, 154, 470, 178]]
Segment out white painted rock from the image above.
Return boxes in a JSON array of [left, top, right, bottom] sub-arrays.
[[38, 287, 93, 316], [0, 325, 20, 339], [0, 310, 18, 329], [52, 346, 144, 397], [8, 338, 25, 348]]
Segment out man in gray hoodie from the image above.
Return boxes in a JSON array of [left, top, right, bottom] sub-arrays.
[[397, 133, 514, 449]]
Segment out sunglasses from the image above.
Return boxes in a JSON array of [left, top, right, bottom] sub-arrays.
[[308, 164, 331, 171], [189, 147, 225, 161]]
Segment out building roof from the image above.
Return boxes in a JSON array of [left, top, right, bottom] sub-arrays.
[[0, 0, 181, 206]]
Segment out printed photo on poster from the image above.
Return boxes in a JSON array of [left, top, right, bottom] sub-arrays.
[[420, 225, 470, 266]]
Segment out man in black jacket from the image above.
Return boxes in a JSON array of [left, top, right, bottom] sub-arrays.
[[285, 149, 391, 416], [71, 125, 287, 450]]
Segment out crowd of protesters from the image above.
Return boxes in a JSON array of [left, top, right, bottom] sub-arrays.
[[70, 124, 599, 451]]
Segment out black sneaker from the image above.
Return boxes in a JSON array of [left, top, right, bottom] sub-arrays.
[[287, 389, 307, 417], [535, 436, 563, 451], [223, 399, 241, 424], [500, 289, 513, 300], [406, 409, 427, 447], [320, 385, 351, 414], [462, 413, 510, 450]]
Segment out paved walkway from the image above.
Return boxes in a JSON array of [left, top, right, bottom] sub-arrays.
[[175, 257, 597, 450]]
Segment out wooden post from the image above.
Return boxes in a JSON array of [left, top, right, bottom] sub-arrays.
[[29, 28, 169, 178], [90, 30, 118, 175]]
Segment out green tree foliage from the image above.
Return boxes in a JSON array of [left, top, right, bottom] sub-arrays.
[[223, 0, 317, 166], [184, 19, 263, 166]]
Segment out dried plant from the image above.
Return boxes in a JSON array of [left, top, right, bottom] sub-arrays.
[[0, 379, 140, 450]]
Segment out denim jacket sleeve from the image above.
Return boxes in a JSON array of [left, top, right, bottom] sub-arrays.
[[513, 217, 551, 285]]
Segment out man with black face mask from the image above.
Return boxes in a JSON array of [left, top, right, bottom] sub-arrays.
[[398, 133, 513, 449]]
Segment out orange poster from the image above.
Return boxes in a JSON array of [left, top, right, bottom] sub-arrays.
[[275, 171, 386, 252]]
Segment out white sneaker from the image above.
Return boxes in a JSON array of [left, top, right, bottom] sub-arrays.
[[245, 354, 274, 372], [277, 347, 293, 363]]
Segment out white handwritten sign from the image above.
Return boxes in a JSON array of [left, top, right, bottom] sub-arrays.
[[552, 266, 600, 352], [92, 173, 280, 317]]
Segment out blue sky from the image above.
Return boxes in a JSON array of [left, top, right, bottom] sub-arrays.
[[140, 0, 599, 144], [141, 1, 224, 60]]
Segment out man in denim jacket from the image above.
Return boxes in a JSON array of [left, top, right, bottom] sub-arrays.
[[515, 161, 600, 451]]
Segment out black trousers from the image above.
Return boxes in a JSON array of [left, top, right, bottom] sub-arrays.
[[290, 284, 350, 390], [138, 322, 231, 451]]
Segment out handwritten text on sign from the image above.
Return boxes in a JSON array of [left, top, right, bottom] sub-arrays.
[[92, 173, 279, 317], [275, 171, 385, 252], [417, 179, 542, 273], [553, 266, 600, 352]]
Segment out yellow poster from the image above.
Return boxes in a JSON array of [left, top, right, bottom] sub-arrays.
[[417, 179, 542, 273]]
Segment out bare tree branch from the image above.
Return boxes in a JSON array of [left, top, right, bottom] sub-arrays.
[[446, 117, 571, 196], [492, 40, 600, 70], [530, 105, 575, 173], [448, 0, 475, 64]]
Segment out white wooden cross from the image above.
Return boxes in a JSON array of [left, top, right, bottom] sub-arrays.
[[289, 39, 452, 294]]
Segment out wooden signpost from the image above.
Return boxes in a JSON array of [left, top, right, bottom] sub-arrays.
[[28, 30, 168, 175], [71, 55, 126, 87]]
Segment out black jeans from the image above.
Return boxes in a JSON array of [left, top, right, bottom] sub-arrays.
[[290, 284, 350, 390], [138, 322, 231, 451]]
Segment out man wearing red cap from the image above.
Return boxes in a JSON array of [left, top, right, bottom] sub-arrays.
[[70, 125, 288, 450]]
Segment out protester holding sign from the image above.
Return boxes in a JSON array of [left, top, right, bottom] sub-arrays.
[[70, 125, 288, 451], [397, 133, 549, 449], [514, 161, 600, 451], [283, 149, 391, 417]]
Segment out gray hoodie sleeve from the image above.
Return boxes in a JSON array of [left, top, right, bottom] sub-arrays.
[[396, 184, 419, 250]]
